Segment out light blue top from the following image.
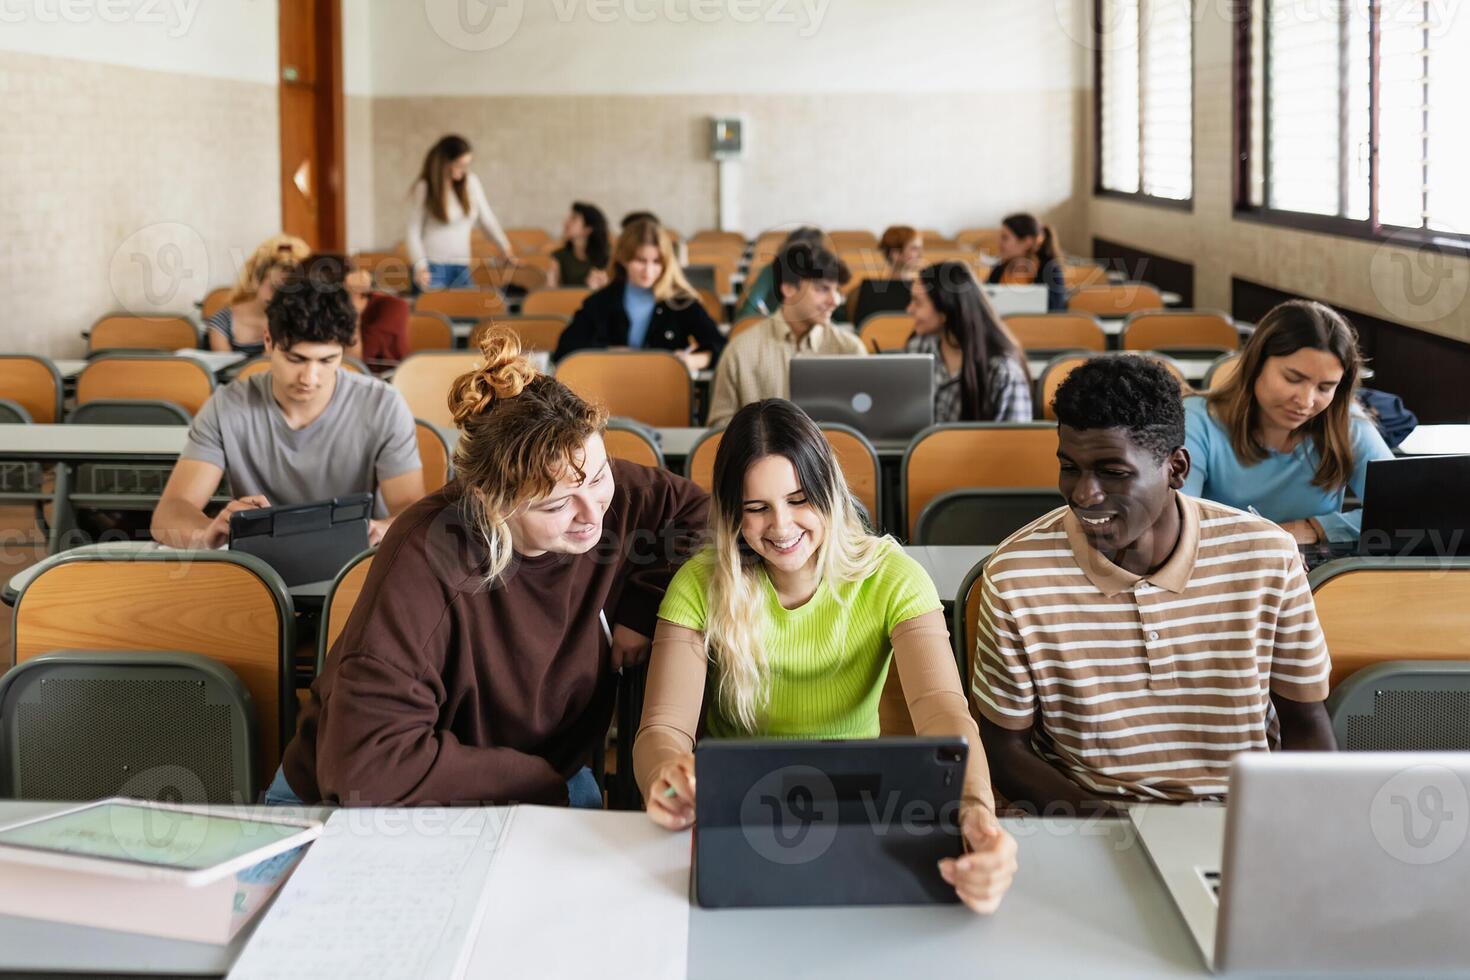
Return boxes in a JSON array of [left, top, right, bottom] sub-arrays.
[[1182, 395, 1393, 543], [623, 284, 656, 349]]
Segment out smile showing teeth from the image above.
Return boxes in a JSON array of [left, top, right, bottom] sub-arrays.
[[1080, 514, 1113, 526], [767, 533, 805, 553]]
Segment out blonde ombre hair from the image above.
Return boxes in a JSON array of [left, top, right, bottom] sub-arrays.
[[229, 234, 310, 304], [448, 326, 609, 584], [704, 399, 893, 732], [612, 218, 698, 305]]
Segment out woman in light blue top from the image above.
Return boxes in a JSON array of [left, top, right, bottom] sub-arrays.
[[1184, 299, 1392, 544]]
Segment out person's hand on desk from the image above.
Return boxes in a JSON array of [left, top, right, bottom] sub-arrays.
[[938, 802, 1019, 915], [646, 752, 696, 830], [1279, 519, 1322, 545], [203, 495, 270, 549], [609, 624, 653, 669], [673, 342, 710, 377]]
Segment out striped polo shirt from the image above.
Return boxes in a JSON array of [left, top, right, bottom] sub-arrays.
[[972, 493, 1330, 802]]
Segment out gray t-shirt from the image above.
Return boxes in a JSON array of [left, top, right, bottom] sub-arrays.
[[181, 370, 421, 517]]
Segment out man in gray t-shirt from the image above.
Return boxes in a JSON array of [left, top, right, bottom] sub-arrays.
[[152, 265, 425, 550]]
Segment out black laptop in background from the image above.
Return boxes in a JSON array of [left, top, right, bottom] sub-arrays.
[[1357, 455, 1470, 558], [227, 494, 372, 586]]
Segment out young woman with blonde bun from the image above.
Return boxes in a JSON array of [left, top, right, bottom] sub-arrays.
[[271, 327, 710, 809]]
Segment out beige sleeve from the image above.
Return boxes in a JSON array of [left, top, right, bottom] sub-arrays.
[[891, 610, 995, 811], [632, 619, 709, 802]]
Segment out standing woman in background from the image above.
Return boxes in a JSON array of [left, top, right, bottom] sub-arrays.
[[547, 201, 612, 289], [905, 261, 1032, 422], [987, 213, 1066, 312], [407, 134, 515, 292], [207, 235, 310, 355]]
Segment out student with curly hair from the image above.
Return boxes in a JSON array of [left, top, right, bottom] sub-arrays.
[[972, 355, 1335, 815], [151, 267, 424, 549], [270, 327, 710, 808]]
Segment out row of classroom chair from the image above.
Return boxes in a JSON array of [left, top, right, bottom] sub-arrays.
[[6, 546, 1468, 806]]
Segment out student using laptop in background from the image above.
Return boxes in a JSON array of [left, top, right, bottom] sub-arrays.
[[706, 242, 865, 428], [1184, 299, 1392, 547], [974, 356, 1335, 815], [986, 213, 1066, 312], [904, 260, 1032, 422], [151, 267, 424, 550], [847, 224, 924, 326], [273, 328, 709, 808], [635, 399, 1016, 914], [552, 217, 725, 372]]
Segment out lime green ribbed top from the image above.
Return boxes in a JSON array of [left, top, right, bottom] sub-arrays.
[[657, 543, 940, 738]]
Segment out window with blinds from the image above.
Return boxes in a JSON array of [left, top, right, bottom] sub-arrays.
[[1241, 0, 1470, 241], [1097, 0, 1194, 202]]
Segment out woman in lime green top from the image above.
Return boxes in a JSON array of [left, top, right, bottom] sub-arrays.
[[632, 399, 1017, 914]]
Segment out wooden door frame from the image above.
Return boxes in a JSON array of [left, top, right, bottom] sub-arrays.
[[279, 0, 345, 251]]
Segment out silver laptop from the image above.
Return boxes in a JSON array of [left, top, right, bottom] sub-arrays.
[[788, 354, 934, 442], [1130, 752, 1470, 974], [981, 283, 1048, 316]]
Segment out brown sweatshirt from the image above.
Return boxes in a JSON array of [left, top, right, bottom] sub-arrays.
[[281, 459, 709, 806]]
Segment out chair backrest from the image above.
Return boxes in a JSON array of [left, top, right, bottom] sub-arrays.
[[506, 227, 552, 254], [12, 552, 293, 792], [0, 355, 63, 423], [68, 399, 192, 426], [956, 228, 1002, 254], [0, 649, 257, 803], [730, 315, 766, 340], [829, 230, 878, 250], [912, 488, 1065, 546], [354, 251, 414, 293], [521, 287, 592, 318], [406, 311, 455, 353], [1005, 313, 1107, 353], [685, 424, 880, 525], [89, 315, 199, 354], [858, 313, 915, 353], [1310, 558, 1470, 689], [555, 351, 692, 427], [200, 287, 233, 321], [414, 419, 453, 493], [1061, 263, 1110, 289], [696, 289, 724, 324], [1122, 310, 1238, 353], [1327, 660, 1470, 751], [953, 555, 991, 681], [690, 230, 746, 250], [415, 288, 507, 320], [603, 419, 666, 470], [1204, 352, 1241, 391], [471, 315, 569, 353], [318, 549, 376, 672], [1038, 352, 1189, 420], [901, 423, 1060, 535], [1067, 283, 1165, 317], [76, 355, 215, 417], [392, 352, 482, 428]]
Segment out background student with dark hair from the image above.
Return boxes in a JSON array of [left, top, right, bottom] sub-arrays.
[[734, 226, 829, 320], [152, 268, 424, 550], [849, 224, 924, 326], [302, 253, 412, 371], [1184, 299, 1391, 546], [407, 134, 514, 292], [974, 356, 1334, 815], [547, 201, 611, 289], [988, 212, 1066, 312], [552, 218, 725, 372], [272, 328, 708, 808], [706, 241, 864, 427], [905, 261, 1032, 422]]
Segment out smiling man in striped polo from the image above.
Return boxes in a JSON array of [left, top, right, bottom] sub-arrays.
[[973, 356, 1336, 816]]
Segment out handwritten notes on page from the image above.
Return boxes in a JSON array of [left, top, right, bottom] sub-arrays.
[[228, 808, 509, 980]]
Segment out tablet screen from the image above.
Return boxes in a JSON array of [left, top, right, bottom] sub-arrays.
[[0, 802, 308, 872]]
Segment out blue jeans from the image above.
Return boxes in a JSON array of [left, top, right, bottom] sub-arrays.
[[263, 765, 603, 809], [426, 262, 472, 290]]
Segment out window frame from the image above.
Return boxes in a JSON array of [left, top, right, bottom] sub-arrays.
[[1092, 0, 1197, 212], [1232, 0, 1470, 254]]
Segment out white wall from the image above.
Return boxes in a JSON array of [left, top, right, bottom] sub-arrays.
[[0, 0, 277, 82], [366, 0, 1085, 96]]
